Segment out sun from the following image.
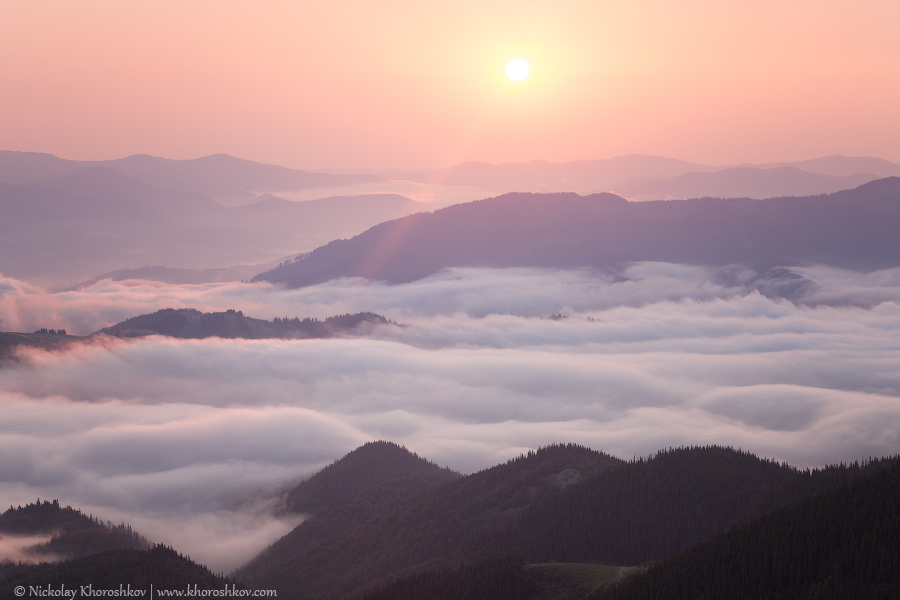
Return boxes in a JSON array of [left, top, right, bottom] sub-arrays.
[[505, 59, 529, 81]]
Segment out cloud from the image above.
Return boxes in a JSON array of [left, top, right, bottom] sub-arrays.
[[1, 263, 900, 571]]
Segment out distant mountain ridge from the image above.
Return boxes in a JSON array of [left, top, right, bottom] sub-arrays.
[[0, 165, 419, 284], [0, 151, 381, 204], [395, 154, 900, 196], [613, 166, 879, 201], [255, 177, 900, 288]]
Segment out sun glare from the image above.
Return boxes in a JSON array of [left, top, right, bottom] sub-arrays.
[[505, 59, 529, 81]]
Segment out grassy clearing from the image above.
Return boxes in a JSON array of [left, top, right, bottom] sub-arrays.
[[524, 563, 636, 600]]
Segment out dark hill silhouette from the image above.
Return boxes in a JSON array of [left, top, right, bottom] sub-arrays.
[[327, 448, 893, 600], [285, 441, 462, 516], [485, 446, 891, 566], [95, 308, 392, 339], [0, 500, 148, 560], [0, 545, 235, 593], [237, 443, 622, 599], [0, 332, 84, 361], [238, 445, 890, 599], [590, 457, 900, 600], [254, 177, 900, 288]]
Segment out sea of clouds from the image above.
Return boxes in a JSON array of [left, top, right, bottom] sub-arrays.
[[1, 263, 899, 571]]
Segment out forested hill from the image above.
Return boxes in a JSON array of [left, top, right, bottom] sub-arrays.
[[240, 445, 890, 599], [355, 457, 900, 600], [590, 457, 900, 600], [0, 331, 83, 361], [254, 177, 900, 287], [95, 308, 392, 339], [0, 545, 237, 595], [482, 446, 892, 566], [285, 441, 462, 515], [0, 500, 148, 560], [237, 443, 622, 599]]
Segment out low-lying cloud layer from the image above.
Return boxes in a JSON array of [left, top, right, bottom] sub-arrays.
[[1, 264, 899, 571]]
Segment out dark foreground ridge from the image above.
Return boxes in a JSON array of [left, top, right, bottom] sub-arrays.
[[0, 500, 148, 561], [0, 545, 238, 594], [96, 308, 393, 339], [254, 177, 900, 287], [239, 444, 893, 599], [590, 457, 900, 600]]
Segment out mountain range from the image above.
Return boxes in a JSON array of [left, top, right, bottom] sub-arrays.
[[1, 442, 896, 599], [4, 151, 900, 286], [395, 154, 900, 197], [234, 442, 893, 599], [0, 165, 419, 285], [255, 177, 900, 288], [0, 151, 382, 206]]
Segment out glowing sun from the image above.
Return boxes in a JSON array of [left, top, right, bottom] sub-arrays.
[[505, 59, 529, 81]]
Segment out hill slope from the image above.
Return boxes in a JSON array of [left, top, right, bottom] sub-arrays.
[[95, 308, 392, 339], [0, 500, 148, 561], [486, 446, 890, 566], [255, 178, 900, 288], [591, 458, 900, 600], [0, 545, 234, 594], [237, 444, 622, 599]]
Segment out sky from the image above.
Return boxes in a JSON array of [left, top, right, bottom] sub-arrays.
[[2, 0, 900, 169], [2, 264, 900, 571]]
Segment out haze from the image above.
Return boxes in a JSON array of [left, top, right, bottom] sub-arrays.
[[2, 1, 899, 169], [1, 0, 899, 583]]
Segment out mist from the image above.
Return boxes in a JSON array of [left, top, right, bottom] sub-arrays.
[[1, 264, 898, 572]]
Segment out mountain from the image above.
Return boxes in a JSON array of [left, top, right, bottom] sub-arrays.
[[590, 457, 900, 600], [69, 264, 277, 288], [239, 444, 889, 599], [333, 448, 891, 600], [754, 154, 900, 177], [398, 155, 718, 191], [614, 166, 878, 201], [104, 153, 382, 205], [0, 500, 148, 561], [0, 332, 83, 361], [236, 443, 622, 599], [95, 308, 393, 339], [0, 151, 382, 205], [218, 193, 420, 241], [396, 154, 900, 196], [0, 545, 236, 594], [254, 177, 900, 288], [49, 166, 222, 214], [0, 172, 419, 285], [284, 441, 463, 516], [484, 447, 891, 566]]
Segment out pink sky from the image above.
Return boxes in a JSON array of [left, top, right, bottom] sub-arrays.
[[2, 0, 899, 170]]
